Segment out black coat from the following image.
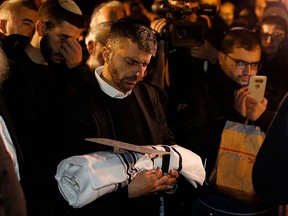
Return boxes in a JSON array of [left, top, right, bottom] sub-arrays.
[[57, 73, 176, 216], [2, 34, 90, 216], [253, 93, 288, 204]]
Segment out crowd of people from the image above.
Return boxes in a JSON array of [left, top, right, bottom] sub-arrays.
[[0, 0, 288, 216]]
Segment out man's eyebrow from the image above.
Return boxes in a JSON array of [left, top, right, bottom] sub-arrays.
[[22, 18, 34, 23], [59, 34, 80, 41], [60, 34, 72, 39], [126, 57, 140, 63], [126, 57, 149, 65]]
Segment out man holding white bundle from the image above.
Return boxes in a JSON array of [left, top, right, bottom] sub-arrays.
[[56, 17, 205, 216], [56, 141, 205, 208]]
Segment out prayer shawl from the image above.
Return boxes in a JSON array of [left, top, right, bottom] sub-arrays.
[[55, 144, 205, 208]]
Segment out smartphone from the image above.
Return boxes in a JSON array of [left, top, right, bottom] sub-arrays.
[[248, 75, 267, 102]]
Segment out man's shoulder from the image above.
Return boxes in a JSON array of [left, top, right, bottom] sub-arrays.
[[135, 81, 161, 97], [2, 34, 30, 59]]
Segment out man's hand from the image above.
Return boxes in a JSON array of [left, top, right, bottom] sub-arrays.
[[60, 37, 82, 68], [150, 18, 167, 38], [234, 86, 249, 117], [234, 86, 267, 121], [189, 40, 218, 64], [128, 168, 179, 198], [246, 96, 267, 121]]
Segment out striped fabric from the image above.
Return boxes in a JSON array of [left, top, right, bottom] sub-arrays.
[[55, 144, 205, 208]]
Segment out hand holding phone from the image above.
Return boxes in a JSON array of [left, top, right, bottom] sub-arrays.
[[248, 75, 267, 102]]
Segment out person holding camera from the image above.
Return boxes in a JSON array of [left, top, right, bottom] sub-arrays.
[[150, 0, 225, 138], [150, 0, 227, 214]]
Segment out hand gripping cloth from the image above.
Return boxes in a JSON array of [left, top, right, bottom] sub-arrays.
[[55, 144, 206, 208]]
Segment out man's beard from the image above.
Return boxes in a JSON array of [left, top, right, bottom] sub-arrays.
[[40, 34, 65, 67], [40, 35, 67, 75], [40, 34, 54, 65], [108, 61, 139, 93], [0, 47, 10, 86]]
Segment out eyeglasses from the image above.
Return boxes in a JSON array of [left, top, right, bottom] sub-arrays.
[[260, 32, 285, 40], [223, 53, 261, 70]]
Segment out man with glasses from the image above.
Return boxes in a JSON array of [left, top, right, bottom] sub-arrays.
[[252, 6, 288, 214], [174, 27, 277, 215], [257, 5, 288, 119], [260, 5, 287, 60]]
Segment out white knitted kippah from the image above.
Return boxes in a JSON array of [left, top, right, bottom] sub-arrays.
[[58, 0, 82, 15]]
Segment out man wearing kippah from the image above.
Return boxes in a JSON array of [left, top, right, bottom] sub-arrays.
[[1, 0, 89, 215]]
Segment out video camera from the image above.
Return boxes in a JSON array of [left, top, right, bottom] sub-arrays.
[[151, 0, 217, 47]]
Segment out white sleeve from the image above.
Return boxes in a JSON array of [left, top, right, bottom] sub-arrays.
[[0, 116, 20, 180]]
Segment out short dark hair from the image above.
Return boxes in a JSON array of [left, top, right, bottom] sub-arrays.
[[0, 0, 37, 19], [106, 17, 158, 56], [37, 0, 84, 30], [220, 28, 260, 54]]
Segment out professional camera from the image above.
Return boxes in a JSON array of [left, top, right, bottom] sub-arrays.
[[151, 0, 217, 47]]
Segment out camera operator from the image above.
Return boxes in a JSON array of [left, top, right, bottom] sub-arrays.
[[150, 0, 226, 214], [150, 0, 224, 132]]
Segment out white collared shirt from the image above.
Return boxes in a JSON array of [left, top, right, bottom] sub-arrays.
[[0, 115, 20, 180], [94, 66, 132, 99]]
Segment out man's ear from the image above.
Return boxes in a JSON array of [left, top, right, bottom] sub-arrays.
[[87, 40, 96, 55], [35, 20, 46, 37], [0, 19, 7, 35], [102, 46, 110, 63], [217, 51, 224, 66]]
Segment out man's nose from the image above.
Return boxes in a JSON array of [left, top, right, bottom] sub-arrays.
[[243, 65, 253, 75], [136, 68, 146, 78], [266, 35, 272, 44]]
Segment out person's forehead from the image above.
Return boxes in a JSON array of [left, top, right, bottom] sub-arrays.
[[53, 21, 82, 38], [200, 0, 219, 5], [255, 0, 267, 8], [97, 6, 125, 23], [220, 4, 234, 12], [114, 39, 152, 54], [261, 23, 286, 32], [168, 0, 198, 6], [14, 7, 37, 20], [231, 46, 261, 61]]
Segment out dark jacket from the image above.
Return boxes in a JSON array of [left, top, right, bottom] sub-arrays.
[[174, 63, 271, 181], [57, 72, 176, 216], [2, 34, 90, 216], [173, 63, 276, 214], [253, 92, 288, 204]]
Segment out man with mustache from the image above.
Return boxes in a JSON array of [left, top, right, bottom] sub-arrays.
[[57, 17, 181, 216]]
